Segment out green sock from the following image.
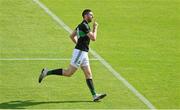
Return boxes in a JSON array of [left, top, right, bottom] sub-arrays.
[[86, 79, 96, 96]]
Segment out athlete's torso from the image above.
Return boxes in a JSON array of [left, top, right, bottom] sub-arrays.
[[75, 20, 90, 52]]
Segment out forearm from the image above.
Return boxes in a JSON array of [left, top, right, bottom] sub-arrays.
[[71, 36, 77, 44], [92, 27, 97, 39]]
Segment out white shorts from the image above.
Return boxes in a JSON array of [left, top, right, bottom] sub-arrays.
[[70, 49, 89, 68]]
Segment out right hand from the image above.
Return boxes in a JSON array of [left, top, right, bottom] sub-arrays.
[[93, 21, 98, 29]]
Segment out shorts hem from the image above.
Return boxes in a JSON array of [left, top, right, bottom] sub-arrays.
[[70, 63, 79, 68]]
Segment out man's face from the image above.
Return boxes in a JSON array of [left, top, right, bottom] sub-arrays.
[[85, 12, 94, 22]]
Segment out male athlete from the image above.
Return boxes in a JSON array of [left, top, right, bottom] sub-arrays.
[[38, 9, 106, 101]]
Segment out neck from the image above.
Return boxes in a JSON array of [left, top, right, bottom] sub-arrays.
[[84, 19, 89, 23]]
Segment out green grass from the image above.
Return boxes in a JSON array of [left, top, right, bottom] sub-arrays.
[[0, 0, 180, 109]]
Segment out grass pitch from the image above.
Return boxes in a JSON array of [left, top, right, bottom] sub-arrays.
[[0, 0, 180, 109]]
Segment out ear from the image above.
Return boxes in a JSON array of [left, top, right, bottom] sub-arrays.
[[84, 14, 88, 18]]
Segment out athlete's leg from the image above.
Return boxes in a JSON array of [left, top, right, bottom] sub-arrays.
[[81, 65, 107, 101], [81, 65, 96, 96], [38, 64, 77, 83], [81, 60, 107, 102], [39, 49, 80, 83], [44, 64, 77, 77]]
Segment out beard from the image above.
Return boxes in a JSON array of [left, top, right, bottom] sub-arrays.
[[87, 18, 92, 23]]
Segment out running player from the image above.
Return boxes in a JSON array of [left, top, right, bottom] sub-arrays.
[[38, 9, 106, 102]]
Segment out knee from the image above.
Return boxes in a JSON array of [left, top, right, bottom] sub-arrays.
[[66, 70, 75, 77]]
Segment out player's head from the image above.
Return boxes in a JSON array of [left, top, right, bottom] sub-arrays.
[[82, 9, 94, 23]]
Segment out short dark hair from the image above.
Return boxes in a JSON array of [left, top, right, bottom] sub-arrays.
[[82, 9, 92, 18]]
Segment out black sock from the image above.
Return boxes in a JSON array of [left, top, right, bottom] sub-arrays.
[[86, 79, 96, 96], [47, 68, 63, 75]]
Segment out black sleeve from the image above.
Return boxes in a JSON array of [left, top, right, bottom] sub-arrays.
[[81, 23, 90, 34]]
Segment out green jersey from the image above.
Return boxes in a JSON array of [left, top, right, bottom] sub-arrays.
[[75, 20, 91, 52]]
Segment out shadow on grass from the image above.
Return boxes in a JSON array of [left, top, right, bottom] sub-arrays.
[[0, 100, 93, 109]]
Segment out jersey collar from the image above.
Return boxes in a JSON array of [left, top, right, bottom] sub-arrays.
[[83, 20, 89, 24]]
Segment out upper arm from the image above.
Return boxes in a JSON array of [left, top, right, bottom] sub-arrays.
[[81, 23, 96, 41], [70, 30, 78, 44], [82, 23, 90, 34]]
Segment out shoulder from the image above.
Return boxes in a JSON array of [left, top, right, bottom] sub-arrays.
[[76, 20, 90, 34], [78, 21, 90, 30], [82, 22, 89, 29]]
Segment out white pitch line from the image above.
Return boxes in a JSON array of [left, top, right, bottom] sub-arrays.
[[32, 0, 156, 109], [0, 58, 99, 61]]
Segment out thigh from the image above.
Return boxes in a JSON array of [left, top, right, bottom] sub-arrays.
[[81, 52, 89, 67], [70, 49, 83, 68]]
